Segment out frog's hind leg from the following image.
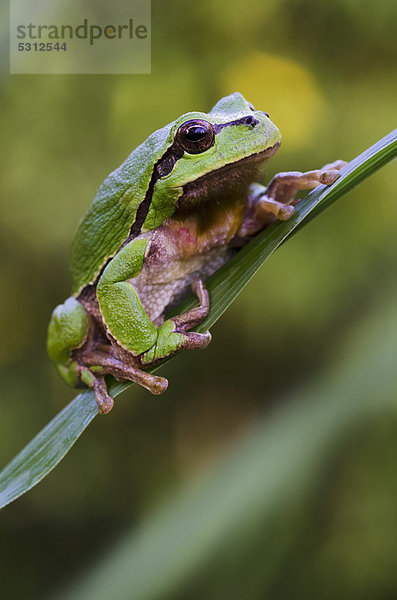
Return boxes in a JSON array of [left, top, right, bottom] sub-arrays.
[[96, 238, 211, 379], [90, 375, 114, 415], [81, 353, 168, 414]]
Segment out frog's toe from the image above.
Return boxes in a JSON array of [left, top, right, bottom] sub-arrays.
[[319, 169, 340, 185], [97, 396, 114, 415], [148, 375, 169, 395], [92, 377, 114, 415], [277, 204, 295, 220], [183, 330, 212, 350]]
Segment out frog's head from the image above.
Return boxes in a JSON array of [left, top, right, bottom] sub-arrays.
[[142, 92, 281, 231]]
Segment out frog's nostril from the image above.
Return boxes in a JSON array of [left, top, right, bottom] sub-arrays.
[[244, 115, 258, 127]]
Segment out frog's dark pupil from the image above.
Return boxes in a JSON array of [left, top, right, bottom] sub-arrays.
[[176, 119, 214, 154], [185, 126, 207, 140]]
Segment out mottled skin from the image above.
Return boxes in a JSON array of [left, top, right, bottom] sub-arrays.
[[47, 93, 345, 413]]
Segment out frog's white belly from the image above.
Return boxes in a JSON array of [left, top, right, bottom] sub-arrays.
[[131, 245, 234, 325]]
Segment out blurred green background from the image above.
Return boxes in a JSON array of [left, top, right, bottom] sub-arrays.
[[0, 0, 396, 598]]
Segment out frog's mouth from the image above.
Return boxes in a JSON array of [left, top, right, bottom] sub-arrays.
[[178, 142, 280, 209]]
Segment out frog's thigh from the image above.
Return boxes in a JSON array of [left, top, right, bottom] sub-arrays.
[[96, 239, 157, 355]]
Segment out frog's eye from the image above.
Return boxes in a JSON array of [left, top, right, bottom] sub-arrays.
[[176, 119, 215, 154]]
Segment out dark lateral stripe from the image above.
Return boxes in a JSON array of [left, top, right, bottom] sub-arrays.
[[213, 115, 259, 133], [129, 166, 158, 237], [128, 141, 182, 238]]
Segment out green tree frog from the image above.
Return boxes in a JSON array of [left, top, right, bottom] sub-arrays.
[[47, 92, 345, 414]]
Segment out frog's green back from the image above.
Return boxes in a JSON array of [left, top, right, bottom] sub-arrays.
[[71, 124, 174, 295]]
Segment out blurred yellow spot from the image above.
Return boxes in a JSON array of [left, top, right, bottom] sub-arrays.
[[220, 52, 326, 149]]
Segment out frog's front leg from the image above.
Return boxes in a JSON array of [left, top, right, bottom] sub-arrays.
[[169, 279, 210, 338], [141, 278, 211, 365], [239, 159, 346, 237], [96, 239, 211, 394]]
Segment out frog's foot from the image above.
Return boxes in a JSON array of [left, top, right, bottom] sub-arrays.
[[238, 159, 347, 237], [92, 376, 114, 415], [265, 159, 347, 207], [79, 367, 114, 415], [172, 279, 212, 350], [252, 197, 295, 221], [105, 360, 168, 395], [81, 355, 168, 413]]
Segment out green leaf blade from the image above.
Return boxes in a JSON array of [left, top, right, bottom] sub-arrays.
[[0, 391, 98, 509]]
